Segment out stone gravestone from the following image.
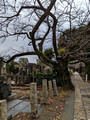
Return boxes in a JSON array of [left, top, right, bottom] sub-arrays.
[[53, 80, 58, 96], [0, 100, 7, 120], [86, 74, 88, 82], [42, 79, 48, 104], [15, 75, 18, 85], [30, 83, 38, 118], [17, 74, 20, 85], [21, 72, 24, 85], [18, 75, 21, 85], [8, 78, 11, 90], [48, 80, 53, 97]]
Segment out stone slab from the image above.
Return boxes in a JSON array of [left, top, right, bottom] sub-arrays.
[[7, 93, 17, 101], [7, 99, 23, 110], [14, 101, 30, 111], [7, 99, 44, 117], [7, 99, 30, 117]]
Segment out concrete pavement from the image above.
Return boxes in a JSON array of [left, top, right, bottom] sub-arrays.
[[73, 72, 90, 120]]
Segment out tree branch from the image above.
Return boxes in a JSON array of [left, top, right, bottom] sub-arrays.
[[3, 52, 36, 63]]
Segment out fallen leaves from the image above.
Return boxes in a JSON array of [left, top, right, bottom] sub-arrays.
[[12, 86, 70, 120]]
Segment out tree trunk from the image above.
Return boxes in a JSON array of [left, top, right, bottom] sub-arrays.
[[54, 60, 74, 90]]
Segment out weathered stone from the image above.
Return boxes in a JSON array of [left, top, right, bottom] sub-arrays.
[[21, 72, 24, 85], [8, 78, 11, 90], [30, 83, 38, 118], [74, 72, 90, 120], [86, 74, 88, 82], [0, 100, 7, 120], [15, 75, 18, 85], [42, 79, 48, 104], [17, 75, 20, 84], [48, 81, 53, 97], [53, 80, 58, 96], [18, 76, 21, 84]]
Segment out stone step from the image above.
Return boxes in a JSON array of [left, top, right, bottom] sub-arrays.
[[7, 99, 31, 117], [7, 99, 44, 117]]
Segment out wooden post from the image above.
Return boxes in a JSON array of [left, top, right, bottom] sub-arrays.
[[42, 79, 48, 104], [30, 83, 38, 118], [0, 100, 7, 120]]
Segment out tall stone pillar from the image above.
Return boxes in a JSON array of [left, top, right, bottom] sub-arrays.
[[17, 74, 19, 84], [0, 100, 7, 120], [53, 80, 58, 96], [42, 79, 48, 104], [21, 72, 24, 85], [15, 75, 18, 85], [8, 78, 11, 90], [30, 83, 38, 118], [18, 76, 21, 85], [48, 80, 53, 97]]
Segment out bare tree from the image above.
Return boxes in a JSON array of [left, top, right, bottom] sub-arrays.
[[0, 0, 90, 89]]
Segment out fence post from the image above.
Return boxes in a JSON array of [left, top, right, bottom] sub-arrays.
[[15, 75, 18, 85], [53, 80, 58, 96], [42, 79, 48, 104], [8, 78, 11, 90], [30, 83, 38, 118], [86, 74, 88, 82], [48, 80, 53, 97], [0, 100, 7, 120]]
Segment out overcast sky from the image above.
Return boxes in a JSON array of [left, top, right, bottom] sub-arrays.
[[0, 0, 89, 63]]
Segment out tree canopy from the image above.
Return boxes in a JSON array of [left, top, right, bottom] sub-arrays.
[[0, 0, 89, 64]]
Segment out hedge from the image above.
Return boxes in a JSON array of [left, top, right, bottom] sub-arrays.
[[35, 72, 62, 86]]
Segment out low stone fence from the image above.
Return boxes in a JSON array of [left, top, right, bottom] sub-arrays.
[[0, 79, 58, 119], [30, 79, 58, 118]]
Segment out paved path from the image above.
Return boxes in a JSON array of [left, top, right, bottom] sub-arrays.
[[60, 91, 74, 120], [73, 72, 90, 120]]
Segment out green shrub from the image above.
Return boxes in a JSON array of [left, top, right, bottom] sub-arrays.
[[58, 48, 65, 55], [44, 48, 54, 59], [35, 72, 62, 86]]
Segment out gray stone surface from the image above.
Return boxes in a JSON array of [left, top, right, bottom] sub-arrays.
[[48, 80, 53, 97], [53, 80, 58, 96], [73, 72, 90, 120], [30, 83, 38, 118], [7, 93, 17, 101], [7, 99, 44, 117], [42, 79, 48, 104], [0, 100, 7, 120], [7, 99, 23, 109], [7, 99, 30, 117]]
